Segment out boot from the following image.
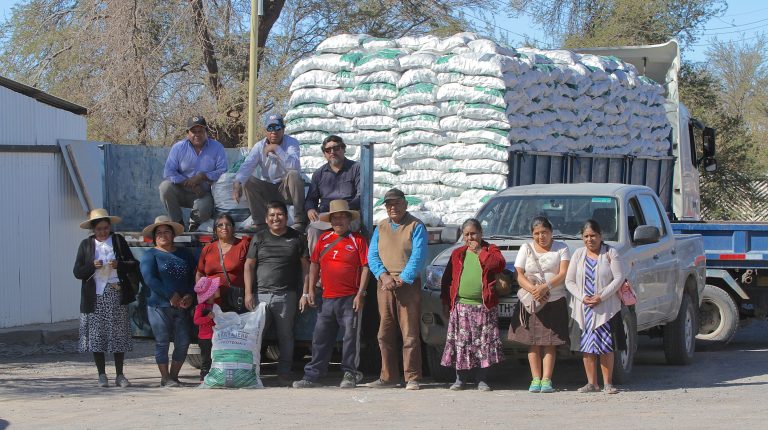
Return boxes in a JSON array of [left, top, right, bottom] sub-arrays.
[[169, 360, 184, 384]]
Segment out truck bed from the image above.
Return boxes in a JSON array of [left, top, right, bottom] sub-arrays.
[[672, 222, 768, 269]]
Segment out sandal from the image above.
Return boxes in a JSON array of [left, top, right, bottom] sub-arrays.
[[603, 384, 619, 394], [576, 383, 600, 393]]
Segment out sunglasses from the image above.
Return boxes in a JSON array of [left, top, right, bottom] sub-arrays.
[[323, 145, 344, 154], [216, 223, 233, 228], [266, 124, 283, 132]]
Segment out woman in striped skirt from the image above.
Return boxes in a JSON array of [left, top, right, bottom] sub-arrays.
[[565, 219, 626, 394]]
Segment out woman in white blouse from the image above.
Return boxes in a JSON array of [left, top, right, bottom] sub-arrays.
[[509, 216, 570, 393], [73, 209, 138, 388]]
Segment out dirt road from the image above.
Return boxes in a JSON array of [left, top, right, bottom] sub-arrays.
[[1, 321, 767, 429]]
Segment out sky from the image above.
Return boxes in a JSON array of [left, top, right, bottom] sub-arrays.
[[0, 0, 763, 63]]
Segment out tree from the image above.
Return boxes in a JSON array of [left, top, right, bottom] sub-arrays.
[[0, 0, 498, 147], [679, 62, 764, 220], [508, 0, 727, 48]]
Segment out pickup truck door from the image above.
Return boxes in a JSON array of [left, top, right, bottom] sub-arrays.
[[626, 194, 679, 327]]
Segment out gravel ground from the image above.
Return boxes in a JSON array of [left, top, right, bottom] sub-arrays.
[[1, 321, 767, 429]]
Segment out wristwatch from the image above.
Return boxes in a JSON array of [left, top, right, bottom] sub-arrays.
[[302, 293, 310, 299], [358, 289, 367, 297]]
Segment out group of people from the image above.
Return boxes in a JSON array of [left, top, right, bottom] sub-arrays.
[[73, 112, 627, 394], [440, 216, 626, 393]]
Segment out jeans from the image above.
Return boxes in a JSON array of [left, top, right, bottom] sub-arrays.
[[147, 305, 192, 364], [303, 295, 358, 382], [258, 291, 297, 374]]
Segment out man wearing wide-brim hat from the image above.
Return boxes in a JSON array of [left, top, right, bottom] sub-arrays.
[[366, 188, 428, 390], [159, 116, 228, 232], [293, 200, 370, 389]]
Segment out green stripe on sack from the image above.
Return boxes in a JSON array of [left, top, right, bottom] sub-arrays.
[[212, 349, 254, 363]]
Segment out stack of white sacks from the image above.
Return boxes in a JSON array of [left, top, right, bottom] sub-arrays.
[[285, 33, 672, 226]]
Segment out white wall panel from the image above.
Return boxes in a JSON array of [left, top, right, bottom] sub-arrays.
[[0, 86, 36, 145]]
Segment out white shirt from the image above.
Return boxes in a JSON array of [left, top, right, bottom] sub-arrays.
[[94, 237, 119, 295], [514, 241, 571, 302], [235, 135, 301, 184]]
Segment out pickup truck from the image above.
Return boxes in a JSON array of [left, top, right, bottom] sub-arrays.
[[421, 183, 706, 382]]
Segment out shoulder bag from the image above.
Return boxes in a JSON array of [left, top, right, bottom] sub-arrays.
[[517, 242, 548, 314], [604, 245, 637, 306], [219, 241, 247, 314]]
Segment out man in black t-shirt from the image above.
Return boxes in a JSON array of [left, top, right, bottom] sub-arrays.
[[244, 200, 309, 386]]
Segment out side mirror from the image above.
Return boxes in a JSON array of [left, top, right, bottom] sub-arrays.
[[633, 225, 660, 244], [441, 226, 461, 244], [702, 127, 716, 158]]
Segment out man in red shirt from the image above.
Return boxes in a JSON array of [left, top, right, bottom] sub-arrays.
[[293, 200, 370, 389]]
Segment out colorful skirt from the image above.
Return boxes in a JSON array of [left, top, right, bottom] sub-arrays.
[[78, 283, 133, 353], [441, 303, 504, 370]]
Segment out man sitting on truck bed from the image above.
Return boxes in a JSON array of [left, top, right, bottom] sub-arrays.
[[232, 114, 309, 232], [159, 116, 227, 232]]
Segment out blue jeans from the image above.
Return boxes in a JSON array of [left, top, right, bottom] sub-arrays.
[[147, 306, 192, 364], [303, 295, 358, 382], [258, 291, 297, 375]]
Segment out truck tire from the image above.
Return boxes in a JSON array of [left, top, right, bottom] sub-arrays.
[[425, 344, 454, 382], [613, 306, 637, 384], [663, 292, 697, 365], [696, 284, 738, 345], [186, 344, 202, 369]]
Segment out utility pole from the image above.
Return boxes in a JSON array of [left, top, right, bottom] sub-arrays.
[[247, 0, 264, 148]]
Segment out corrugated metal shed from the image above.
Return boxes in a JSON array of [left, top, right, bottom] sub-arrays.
[[0, 76, 88, 328]]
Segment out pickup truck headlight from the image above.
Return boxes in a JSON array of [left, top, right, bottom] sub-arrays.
[[424, 265, 445, 291]]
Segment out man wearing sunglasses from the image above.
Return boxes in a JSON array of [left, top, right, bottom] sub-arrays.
[[305, 135, 361, 251], [232, 114, 308, 232]]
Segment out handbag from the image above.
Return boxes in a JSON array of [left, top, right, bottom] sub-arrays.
[[517, 243, 548, 314], [494, 269, 514, 297], [218, 241, 247, 314], [619, 279, 637, 306]]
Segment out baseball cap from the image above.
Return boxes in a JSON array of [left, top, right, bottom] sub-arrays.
[[383, 188, 406, 202], [264, 114, 284, 128], [186, 116, 208, 130]]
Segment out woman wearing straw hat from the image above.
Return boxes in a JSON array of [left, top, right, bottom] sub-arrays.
[[140, 215, 197, 387], [73, 208, 138, 388]]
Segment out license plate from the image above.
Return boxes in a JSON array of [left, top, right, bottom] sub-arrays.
[[497, 302, 516, 318]]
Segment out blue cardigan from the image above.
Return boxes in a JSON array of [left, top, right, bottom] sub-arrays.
[[140, 247, 196, 307]]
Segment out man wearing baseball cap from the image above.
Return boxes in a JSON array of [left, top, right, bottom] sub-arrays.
[[232, 113, 308, 232], [159, 116, 227, 232], [366, 188, 428, 390]]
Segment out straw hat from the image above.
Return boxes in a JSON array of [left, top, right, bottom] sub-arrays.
[[79, 208, 122, 229], [319, 199, 359, 222], [142, 215, 184, 239]]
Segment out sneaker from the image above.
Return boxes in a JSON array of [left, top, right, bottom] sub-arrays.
[[477, 381, 492, 392], [540, 378, 554, 393], [577, 383, 600, 393], [405, 380, 420, 391], [161, 378, 181, 388], [98, 374, 109, 388], [293, 379, 322, 389], [449, 381, 465, 391], [188, 222, 199, 233], [366, 379, 398, 389], [340, 372, 356, 389], [528, 378, 541, 393], [115, 375, 131, 388]]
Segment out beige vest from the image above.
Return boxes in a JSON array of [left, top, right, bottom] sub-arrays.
[[377, 212, 421, 276]]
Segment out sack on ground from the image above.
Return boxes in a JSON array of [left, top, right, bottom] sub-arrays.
[[203, 303, 266, 389]]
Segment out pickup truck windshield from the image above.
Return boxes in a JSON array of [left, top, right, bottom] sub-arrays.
[[476, 195, 619, 241]]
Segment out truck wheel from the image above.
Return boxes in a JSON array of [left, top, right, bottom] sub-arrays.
[[696, 285, 738, 345], [613, 306, 637, 384], [425, 344, 454, 382], [186, 344, 202, 369], [663, 292, 697, 365]]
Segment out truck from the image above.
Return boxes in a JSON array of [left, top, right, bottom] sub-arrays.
[[419, 38, 723, 381]]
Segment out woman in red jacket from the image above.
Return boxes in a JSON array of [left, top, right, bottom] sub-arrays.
[[440, 218, 506, 391]]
